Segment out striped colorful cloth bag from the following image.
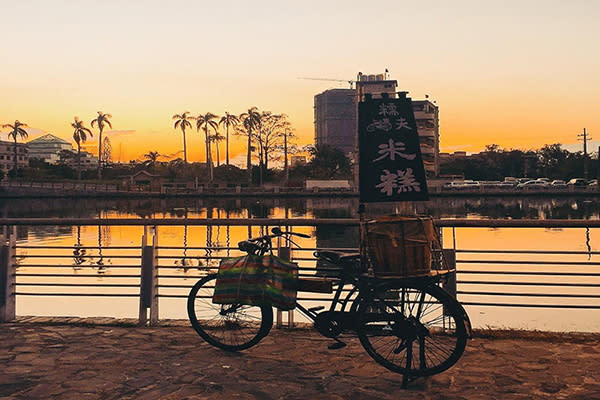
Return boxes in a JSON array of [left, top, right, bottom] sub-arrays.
[[212, 254, 298, 310]]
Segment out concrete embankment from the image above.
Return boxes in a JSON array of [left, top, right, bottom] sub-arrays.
[[2, 185, 599, 199]]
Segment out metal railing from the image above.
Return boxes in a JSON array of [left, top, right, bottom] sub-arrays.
[[1, 218, 599, 326]]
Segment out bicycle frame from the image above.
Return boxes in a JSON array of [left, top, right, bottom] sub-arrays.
[[295, 275, 362, 323]]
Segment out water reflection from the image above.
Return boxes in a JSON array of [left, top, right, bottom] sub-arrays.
[[3, 196, 600, 222], [72, 226, 86, 270], [94, 225, 106, 274]]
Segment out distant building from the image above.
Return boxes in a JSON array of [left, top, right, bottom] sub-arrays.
[[439, 151, 468, 161], [412, 100, 440, 176], [291, 155, 307, 167], [314, 72, 441, 177], [27, 134, 73, 164], [314, 89, 357, 155], [0, 140, 28, 173], [66, 151, 99, 170]]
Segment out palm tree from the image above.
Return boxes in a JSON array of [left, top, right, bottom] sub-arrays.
[[195, 112, 219, 182], [209, 130, 225, 167], [172, 111, 192, 163], [90, 111, 113, 180], [238, 107, 261, 184], [1, 120, 28, 176], [71, 117, 93, 180], [219, 112, 239, 166], [143, 151, 161, 169]]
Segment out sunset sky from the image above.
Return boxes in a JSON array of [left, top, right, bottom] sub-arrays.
[[1, 0, 598, 163]]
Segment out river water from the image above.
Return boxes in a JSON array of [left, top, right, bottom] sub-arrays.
[[3, 195, 600, 332]]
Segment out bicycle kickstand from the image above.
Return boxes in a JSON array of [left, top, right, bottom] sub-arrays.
[[327, 337, 347, 350]]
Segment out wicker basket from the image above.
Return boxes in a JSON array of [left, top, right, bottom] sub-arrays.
[[366, 216, 436, 277]]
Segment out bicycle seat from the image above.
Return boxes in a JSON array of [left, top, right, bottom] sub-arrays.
[[314, 250, 360, 265]]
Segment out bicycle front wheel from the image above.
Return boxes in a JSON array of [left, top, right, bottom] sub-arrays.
[[187, 274, 273, 351], [357, 281, 467, 377]]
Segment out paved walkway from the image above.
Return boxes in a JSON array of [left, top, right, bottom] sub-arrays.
[[1, 319, 600, 399]]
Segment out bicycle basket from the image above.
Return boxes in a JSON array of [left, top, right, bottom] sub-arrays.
[[366, 216, 436, 277]]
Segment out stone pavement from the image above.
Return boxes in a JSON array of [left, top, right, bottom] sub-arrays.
[[1, 318, 600, 400]]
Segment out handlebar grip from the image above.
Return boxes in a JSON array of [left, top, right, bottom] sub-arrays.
[[291, 232, 311, 238], [270, 227, 310, 239]]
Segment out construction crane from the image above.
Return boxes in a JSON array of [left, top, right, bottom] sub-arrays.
[[298, 76, 355, 89]]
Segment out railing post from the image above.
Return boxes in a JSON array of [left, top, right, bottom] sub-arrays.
[[442, 249, 457, 299], [0, 227, 16, 322], [139, 227, 159, 326], [276, 244, 293, 328]]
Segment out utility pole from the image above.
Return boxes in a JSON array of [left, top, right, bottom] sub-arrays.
[[578, 128, 592, 179], [283, 128, 289, 187]]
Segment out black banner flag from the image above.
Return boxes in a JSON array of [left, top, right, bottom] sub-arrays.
[[358, 96, 429, 203]]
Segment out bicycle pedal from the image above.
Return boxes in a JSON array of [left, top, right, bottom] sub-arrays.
[[308, 306, 325, 312], [328, 341, 346, 350]]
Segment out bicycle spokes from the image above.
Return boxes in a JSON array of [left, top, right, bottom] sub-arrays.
[[357, 283, 468, 377]]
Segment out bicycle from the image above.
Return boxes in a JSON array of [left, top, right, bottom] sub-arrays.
[[187, 227, 471, 383]]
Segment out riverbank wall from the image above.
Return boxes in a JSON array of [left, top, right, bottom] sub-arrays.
[[2, 183, 599, 199]]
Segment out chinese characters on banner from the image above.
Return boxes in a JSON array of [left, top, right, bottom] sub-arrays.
[[359, 96, 429, 202]]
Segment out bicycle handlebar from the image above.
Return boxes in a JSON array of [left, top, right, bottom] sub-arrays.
[[270, 227, 310, 238], [238, 228, 311, 255]]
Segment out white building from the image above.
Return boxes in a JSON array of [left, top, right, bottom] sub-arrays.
[[27, 134, 73, 164], [0, 140, 28, 173]]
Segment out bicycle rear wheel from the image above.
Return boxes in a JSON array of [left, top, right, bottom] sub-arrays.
[[357, 281, 467, 377], [187, 274, 273, 351]]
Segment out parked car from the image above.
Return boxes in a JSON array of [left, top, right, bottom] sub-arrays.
[[567, 178, 587, 187], [535, 178, 551, 184], [480, 181, 502, 188], [550, 180, 567, 188], [460, 180, 481, 189], [497, 181, 516, 188], [444, 181, 464, 190], [517, 180, 547, 189]]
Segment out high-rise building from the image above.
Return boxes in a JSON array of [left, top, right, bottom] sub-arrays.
[[412, 100, 440, 176], [314, 89, 357, 155], [314, 73, 440, 176]]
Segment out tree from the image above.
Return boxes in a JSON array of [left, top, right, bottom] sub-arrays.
[[58, 149, 77, 165], [1, 120, 28, 176], [238, 107, 261, 184], [143, 151, 161, 170], [253, 112, 287, 171], [219, 112, 239, 166], [537, 144, 569, 178], [71, 117, 93, 180], [307, 144, 352, 179], [172, 111, 193, 163], [209, 130, 225, 167], [249, 112, 291, 185], [195, 112, 219, 182], [102, 137, 112, 165], [90, 111, 113, 180], [278, 120, 295, 186]]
